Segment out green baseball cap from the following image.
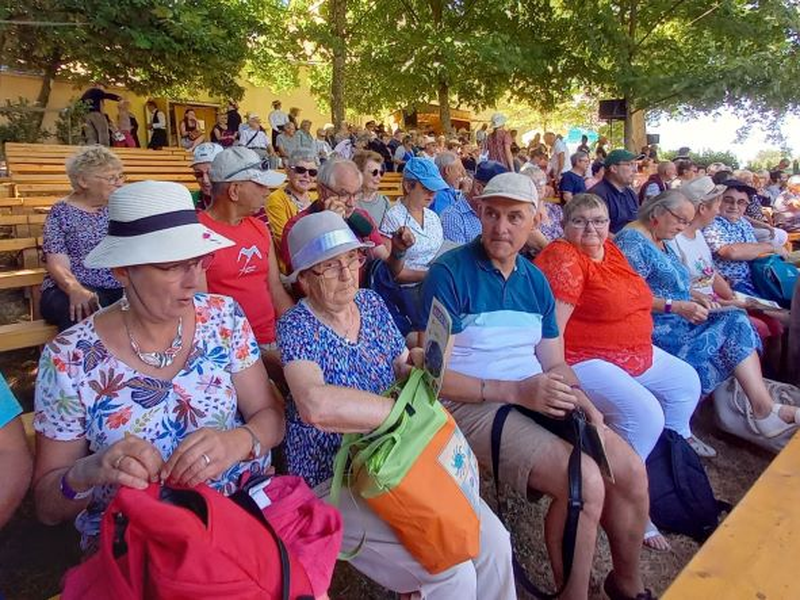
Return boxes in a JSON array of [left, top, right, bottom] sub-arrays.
[[605, 149, 638, 167]]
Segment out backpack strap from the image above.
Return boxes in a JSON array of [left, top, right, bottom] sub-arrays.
[[229, 488, 292, 600], [491, 404, 583, 599]]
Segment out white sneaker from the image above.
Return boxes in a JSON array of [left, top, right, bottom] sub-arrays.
[[687, 435, 717, 458]]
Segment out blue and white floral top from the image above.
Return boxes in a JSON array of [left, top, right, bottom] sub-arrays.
[[277, 290, 406, 488], [34, 293, 266, 548], [703, 216, 758, 295]]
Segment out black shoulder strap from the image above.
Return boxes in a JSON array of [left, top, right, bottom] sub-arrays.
[[491, 404, 583, 599], [229, 489, 292, 600]]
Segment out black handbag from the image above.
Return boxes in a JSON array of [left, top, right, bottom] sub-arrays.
[[491, 405, 598, 599]]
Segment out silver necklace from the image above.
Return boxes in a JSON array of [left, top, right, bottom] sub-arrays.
[[124, 315, 184, 369]]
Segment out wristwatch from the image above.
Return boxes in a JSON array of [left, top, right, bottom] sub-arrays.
[[241, 425, 262, 460], [60, 469, 94, 501], [664, 298, 673, 314]]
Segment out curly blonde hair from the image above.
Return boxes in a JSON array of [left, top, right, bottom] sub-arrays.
[[66, 145, 123, 189]]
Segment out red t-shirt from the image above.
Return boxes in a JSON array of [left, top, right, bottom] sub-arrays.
[[278, 204, 384, 275], [535, 239, 655, 375], [198, 212, 276, 345]]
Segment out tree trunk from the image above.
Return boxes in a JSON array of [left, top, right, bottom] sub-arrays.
[[437, 80, 452, 134], [34, 53, 61, 135], [624, 101, 646, 153], [329, 0, 347, 129]]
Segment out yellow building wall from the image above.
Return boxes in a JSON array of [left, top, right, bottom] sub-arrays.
[[0, 69, 332, 146]]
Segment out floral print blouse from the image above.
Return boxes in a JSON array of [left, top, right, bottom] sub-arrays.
[[34, 293, 266, 548]]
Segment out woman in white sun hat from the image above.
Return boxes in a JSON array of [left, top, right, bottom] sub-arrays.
[[31, 181, 286, 553]]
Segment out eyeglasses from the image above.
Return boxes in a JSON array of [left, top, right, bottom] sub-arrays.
[[95, 173, 126, 184], [568, 217, 610, 229], [291, 165, 318, 177], [222, 159, 270, 180], [151, 253, 215, 277], [318, 183, 363, 203], [664, 207, 691, 226], [369, 168, 385, 177], [721, 197, 749, 207], [310, 253, 366, 279]]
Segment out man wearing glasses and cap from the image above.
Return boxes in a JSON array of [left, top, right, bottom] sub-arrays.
[[200, 147, 296, 379], [588, 149, 640, 233]]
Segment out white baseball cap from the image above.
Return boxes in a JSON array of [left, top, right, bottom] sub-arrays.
[[476, 172, 539, 205], [191, 142, 224, 166], [208, 147, 286, 187]]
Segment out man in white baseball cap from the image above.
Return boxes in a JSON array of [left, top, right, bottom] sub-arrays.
[[422, 172, 653, 600], [201, 147, 293, 378], [191, 142, 224, 209]]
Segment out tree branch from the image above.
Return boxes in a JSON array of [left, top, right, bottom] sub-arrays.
[[633, 0, 690, 50]]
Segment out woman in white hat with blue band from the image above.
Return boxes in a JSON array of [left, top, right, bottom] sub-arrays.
[[31, 181, 285, 553]]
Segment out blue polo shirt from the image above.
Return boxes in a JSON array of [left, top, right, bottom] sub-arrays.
[[560, 170, 586, 198], [0, 374, 22, 429], [422, 238, 559, 382], [589, 178, 638, 233], [430, 187, 465, 216]]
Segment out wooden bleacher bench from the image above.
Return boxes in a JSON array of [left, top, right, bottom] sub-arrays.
[[0, 268, 46, 290], [663, 432, 800, 599], [0, 237, 41, 254], [0, 321, 57, 352]]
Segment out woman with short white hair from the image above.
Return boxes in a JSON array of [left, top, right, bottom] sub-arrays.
[[41, 145, 126, 331]]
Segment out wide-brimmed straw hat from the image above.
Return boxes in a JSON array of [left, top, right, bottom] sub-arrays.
[[680, 176, 726, 204], [286, 211, 373, 283], [84, 181, 234, 269]]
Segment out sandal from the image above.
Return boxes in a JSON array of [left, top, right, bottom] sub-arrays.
[[603, 570, 657, 600], [686, 435, 717, 458], [754, 404, 800, 438], [643, 520, 671, 552]]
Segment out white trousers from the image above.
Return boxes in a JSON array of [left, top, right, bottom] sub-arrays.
[[321, 484, 516, 600], [573, 346, 702, 460]]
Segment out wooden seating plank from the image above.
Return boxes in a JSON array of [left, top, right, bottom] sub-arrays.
[[0, 320, 57, 352], [0, 268, 46, 290], [663, 432, 800, 599], [0, 237, 40, 253]]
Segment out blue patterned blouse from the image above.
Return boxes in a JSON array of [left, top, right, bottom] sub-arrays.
[[277, 290, 406, 488]]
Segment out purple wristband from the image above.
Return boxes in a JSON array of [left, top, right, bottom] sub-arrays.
[[60, 470, 94, 501]]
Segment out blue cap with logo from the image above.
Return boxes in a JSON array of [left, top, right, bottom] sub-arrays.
[[403, 157, 449, 192], [475, 160, 509, 184]]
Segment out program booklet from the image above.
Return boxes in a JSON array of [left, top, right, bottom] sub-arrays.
[[422, 298, 452, 398]]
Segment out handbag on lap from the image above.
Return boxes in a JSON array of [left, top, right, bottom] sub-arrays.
[[330, 367, 481, 574]]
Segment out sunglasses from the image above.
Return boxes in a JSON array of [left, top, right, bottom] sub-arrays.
[[369, 168, 385, 177], [222, 159, 271, 180], [291, 166, 318, 176]]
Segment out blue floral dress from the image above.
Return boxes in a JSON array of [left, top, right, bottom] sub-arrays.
[[615, 229, 760, 394], [703, 216, 758, 295], [277, 290, 406, 488], [34, 293, 267, 549]]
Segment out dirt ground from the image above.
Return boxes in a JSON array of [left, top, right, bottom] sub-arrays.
[[0, 284, 775, 599]]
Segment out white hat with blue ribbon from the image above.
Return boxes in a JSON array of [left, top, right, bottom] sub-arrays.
[[286, 211, 374, 283]]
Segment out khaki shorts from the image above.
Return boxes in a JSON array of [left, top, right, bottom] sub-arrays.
[[444, 400, 560, 495]]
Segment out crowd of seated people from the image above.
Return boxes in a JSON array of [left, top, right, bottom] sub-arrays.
[[4, 133, 800, 600]]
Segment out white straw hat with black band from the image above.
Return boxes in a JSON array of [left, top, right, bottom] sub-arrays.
[[84, 181, 234, 269]]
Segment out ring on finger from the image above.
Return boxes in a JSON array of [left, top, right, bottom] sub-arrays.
[[114, 454, 126, 470], [201, 453, 211, 467]]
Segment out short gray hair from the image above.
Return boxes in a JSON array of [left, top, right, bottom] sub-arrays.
[[317, 156, 362, 190], [570, 151, 589, 167], [288, 149, 319, 167], [434, 151, 459, 174], [638, 189, 690, 223], [562, 193, 608, 223], [66, 145, 123, 188]]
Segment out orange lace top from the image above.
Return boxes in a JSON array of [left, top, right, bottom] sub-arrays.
[[535, 239, 654, 375]]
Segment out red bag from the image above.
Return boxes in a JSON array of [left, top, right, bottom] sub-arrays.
[[61, 483, 315, 600]]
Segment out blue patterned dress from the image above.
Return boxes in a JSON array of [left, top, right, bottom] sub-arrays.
[[277, 290, 406, 488], [615, 229, 760, 394]]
